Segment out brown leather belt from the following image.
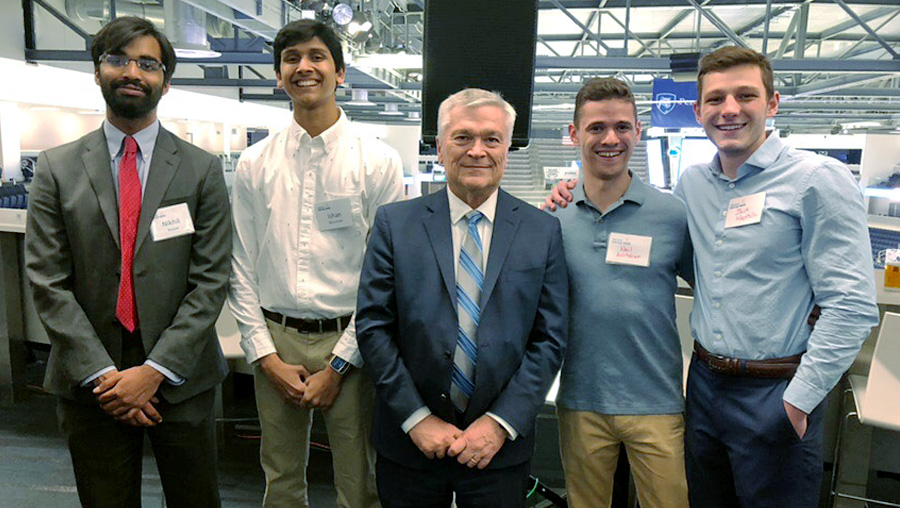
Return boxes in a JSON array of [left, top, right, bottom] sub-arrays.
[[262, 309, 351, 334], [694, 342, 803, 379]]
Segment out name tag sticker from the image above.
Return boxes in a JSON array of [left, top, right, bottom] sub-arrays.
[[150, 203, 195, 241], [725, 192, 766, 229], [316, 197, 353, 231], [606, 232, 652, 267]]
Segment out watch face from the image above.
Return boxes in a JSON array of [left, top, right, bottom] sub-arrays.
[[331, 357, 350, 374]]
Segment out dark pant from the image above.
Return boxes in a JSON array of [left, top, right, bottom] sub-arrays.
[[58, 329, 220, 508], [376, 453, 531, 508], [684, 355, 825, 508]]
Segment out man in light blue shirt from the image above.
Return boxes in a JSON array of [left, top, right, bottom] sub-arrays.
[[675, 46, 878, 507], [549, 78, 692, 508]]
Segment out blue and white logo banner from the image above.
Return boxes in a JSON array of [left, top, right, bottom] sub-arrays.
[[652, 79, 700, 128]]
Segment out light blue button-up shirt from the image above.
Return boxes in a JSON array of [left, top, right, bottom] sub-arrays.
[[675, 133, 878, 413], [551, 175, 692, 414]]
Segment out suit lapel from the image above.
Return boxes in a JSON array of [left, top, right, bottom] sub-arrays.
[[135, 128, 179, 255], [481, 189, 520, 308], [82, 129, 120, 246], [423, 189, 457, 314]]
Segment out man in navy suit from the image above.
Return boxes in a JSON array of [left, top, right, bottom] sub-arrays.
[[356, 88, 568, 508]]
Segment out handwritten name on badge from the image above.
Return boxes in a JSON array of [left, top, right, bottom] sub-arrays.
[[316, 197, 353, 231], [606, 232, 652, 267], [725, 192, 765, 229], [151, 203, 195, 241]]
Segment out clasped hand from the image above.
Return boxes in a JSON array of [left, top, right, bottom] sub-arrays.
[[93, 366, 165, 427], [259, 354, 343, 410], [409, 414, 506, 469]]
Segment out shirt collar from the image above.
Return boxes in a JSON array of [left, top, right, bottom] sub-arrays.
[[289, 108, 348, 151], [103, 119, 160, 160], [448, 186, 499, 226], [708, 131, 785, 181], [574, 171, 646, 213]]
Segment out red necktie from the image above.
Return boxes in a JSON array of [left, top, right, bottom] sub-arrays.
[[116, 136, 141, 332]]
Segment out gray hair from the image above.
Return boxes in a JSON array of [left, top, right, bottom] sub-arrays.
[[437, 88, 516, 143]]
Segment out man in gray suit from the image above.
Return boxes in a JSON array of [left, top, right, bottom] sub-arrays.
[[25, 16, 230, 508]]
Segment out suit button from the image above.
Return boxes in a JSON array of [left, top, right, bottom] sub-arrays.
[[440, 393, 449, 402], [444, 350, 452, 359]]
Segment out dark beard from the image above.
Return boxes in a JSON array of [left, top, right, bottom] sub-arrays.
[[100, 78, 163, 120]]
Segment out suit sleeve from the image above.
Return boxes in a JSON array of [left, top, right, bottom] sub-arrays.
[[356, 207, 428, 423], [25, 151, 115, 383], [144, 155, 232, 377], [487, 219, 569, 437]]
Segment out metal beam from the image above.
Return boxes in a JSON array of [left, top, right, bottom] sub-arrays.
[[830, 0, 900, 59], [791, 74, 897, 97], [684, 0, 749, 48], [605, 11, 659, 56], [31, 0, 91, 41], [775, 9, 801, 60], [179, 0, 278, 41], [539, 0, 900, 7], [548, 0, 610, 51], [539, 32, 900, 44], [820, 6, 896, 39]]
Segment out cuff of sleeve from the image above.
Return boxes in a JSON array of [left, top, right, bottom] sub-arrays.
[[242, 330, 277, 365], [401, 407, 432, 434], [81, 366, 116, 387], [783, 375, 826, 414], [486, 412, 518, 441], [332, 322, 363, 367], [145, 360, 185, 386]]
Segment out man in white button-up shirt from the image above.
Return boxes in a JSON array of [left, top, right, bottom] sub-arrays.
[[228, 20, 403, 508]]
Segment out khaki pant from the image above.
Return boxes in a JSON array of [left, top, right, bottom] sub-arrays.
[[254, 320, 379, 508], [558, 409, 688, 508]]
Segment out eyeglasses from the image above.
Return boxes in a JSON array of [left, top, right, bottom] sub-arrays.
[[100, 54, 165, 73]]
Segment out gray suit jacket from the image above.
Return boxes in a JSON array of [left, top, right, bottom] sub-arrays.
[[25, 126, 231, 416]]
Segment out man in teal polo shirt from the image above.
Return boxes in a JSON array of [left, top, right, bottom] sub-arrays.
[[547, 77, 692, 508]]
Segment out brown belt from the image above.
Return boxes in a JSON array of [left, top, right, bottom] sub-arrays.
[[262, 309, 352, 334], [694, 342, 803, 379]]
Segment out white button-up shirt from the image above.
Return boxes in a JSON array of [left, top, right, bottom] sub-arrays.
[[229, 111, 404, 365]]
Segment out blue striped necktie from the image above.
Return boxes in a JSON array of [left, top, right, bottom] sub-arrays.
[[451, 210, 485, 412]]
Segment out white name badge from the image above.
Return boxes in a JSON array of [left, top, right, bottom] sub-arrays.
[[724, 191, 766, 229], [150, 203, 195, 241], [316, 197, 353, 231], [606, 232, 652, 267]]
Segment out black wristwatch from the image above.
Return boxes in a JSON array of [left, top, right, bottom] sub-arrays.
[[329, 355, 351, 376]]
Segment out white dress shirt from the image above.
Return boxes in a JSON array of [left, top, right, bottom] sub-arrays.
[[229, 110, 404, 365], [402, 188, 518, 440]]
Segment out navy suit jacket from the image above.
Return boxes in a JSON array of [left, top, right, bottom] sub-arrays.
[[356, 187, 568, 470]]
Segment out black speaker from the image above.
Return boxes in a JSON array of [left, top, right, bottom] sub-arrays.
[[421, 0, 538, 149]]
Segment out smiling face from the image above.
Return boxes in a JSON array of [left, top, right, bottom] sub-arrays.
[[276, 36, 345, 112], [438, 104, 510, 207], [569, 99, 640, 184], [94, 34, 169, 125], [695, 64, 779, 170]]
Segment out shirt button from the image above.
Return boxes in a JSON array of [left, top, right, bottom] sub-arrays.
[[714, 333, 723, 341], [714, 302, 722, 309], [728, 183, 735, 189], [715, 239, 723, 246], [714, 271, 722, 277], [722, 210, 727, 216]]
